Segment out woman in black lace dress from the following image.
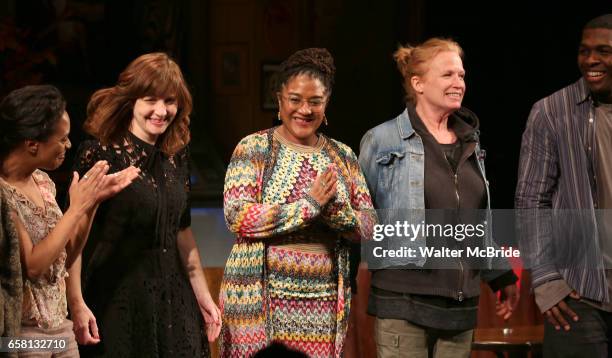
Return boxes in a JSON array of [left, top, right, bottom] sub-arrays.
[[67, 53, 221, 357]]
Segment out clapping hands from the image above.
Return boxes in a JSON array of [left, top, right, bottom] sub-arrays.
[[69, 161, 140, 213]]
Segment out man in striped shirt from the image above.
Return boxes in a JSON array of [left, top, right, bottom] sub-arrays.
[[516, 14, 612, 357]]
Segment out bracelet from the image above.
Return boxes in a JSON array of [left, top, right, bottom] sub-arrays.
[[303, 193, 322, 212]]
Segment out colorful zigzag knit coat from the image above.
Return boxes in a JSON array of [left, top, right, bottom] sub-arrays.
[[219, 128, 375, 357]]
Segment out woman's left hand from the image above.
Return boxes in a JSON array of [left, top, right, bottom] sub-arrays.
[[96, 166, 140, 203], [496, 283, 520, 320], [198, 295, 222, 342]]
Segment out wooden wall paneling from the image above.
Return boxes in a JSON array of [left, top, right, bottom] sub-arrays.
[[209, 0, 256, 159], [253, 0, 305, 132], [211, 96, 253, 161], [210, 3, 229, 43], [186, 0, 209, 139], [210, 0, 253, 42]]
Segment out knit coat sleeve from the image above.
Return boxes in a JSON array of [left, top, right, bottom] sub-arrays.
[[223, 132, 321, 238]]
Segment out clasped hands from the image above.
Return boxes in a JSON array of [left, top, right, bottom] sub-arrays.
[[309, 164, 338, 208]]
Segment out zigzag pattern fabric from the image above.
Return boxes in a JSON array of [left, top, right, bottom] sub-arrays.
[[268, 246, 336, 357], [219, 128, 376, 357]]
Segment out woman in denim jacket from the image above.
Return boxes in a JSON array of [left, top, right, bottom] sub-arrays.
[[358, 38, 519, 358]]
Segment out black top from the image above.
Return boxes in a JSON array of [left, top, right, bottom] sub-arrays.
[[440, 141, 462, 173], [73, 133, 208, 357], [412, 105, 486, 211]]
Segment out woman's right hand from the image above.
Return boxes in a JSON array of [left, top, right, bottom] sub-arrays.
[[71, 302, 101, 345], [309, 165, 338, 207], [68, 160, 109, 214]]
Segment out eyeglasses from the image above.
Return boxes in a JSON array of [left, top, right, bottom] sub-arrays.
[[281, 95, 326, 112]]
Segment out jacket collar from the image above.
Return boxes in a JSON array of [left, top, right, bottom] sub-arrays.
[[396, 108, 415, 140]]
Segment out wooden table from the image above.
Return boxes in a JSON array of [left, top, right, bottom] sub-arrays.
[[472, 325, 544, 358]]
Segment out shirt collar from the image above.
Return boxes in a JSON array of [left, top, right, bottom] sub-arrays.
[[576, 77, 593, 105]]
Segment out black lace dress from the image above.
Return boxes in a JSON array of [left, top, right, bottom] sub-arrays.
[[74, 133, 208, 358]]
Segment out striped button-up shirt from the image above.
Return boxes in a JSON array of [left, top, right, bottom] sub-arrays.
[[516, 78, 607, 303]]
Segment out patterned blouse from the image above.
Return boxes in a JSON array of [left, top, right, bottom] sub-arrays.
[[0, 170, 67, 329]]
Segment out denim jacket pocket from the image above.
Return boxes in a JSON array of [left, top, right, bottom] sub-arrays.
[[376, 151, 405, 191]]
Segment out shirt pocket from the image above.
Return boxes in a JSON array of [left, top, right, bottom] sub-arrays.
[[376, 150, 406, 192]]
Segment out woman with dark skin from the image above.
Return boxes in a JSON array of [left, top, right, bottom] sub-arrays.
[[0, 85, 137, 357], [219, 48, 376, 357]]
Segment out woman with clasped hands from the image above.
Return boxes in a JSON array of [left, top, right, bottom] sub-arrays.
[[219, 48, 376, 357]]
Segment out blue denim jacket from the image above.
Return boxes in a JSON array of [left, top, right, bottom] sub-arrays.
[[358, 108, 493, 269]]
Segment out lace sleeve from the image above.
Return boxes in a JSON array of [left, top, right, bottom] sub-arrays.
[[178, 146, 191, 230], [66, 140, 112, 209], [72, 140, 107, 178]]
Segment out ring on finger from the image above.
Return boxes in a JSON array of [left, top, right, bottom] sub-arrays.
[[83, 175, 89, 180]]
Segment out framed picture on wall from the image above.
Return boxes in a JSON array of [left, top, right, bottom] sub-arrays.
[[260, 62, 281, 110], [212, 43, 249, 94]]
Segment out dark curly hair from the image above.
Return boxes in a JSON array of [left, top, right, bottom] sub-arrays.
[[0, 85, 66, 160], [277, 48, 336, 95]]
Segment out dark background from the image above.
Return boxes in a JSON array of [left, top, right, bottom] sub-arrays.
[[0, 0, 608, 207]]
